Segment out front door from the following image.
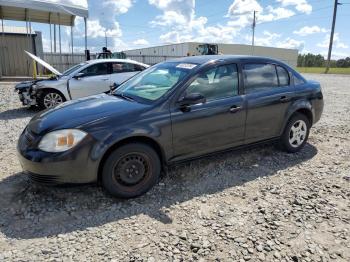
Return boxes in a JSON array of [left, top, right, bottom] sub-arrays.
[[170, 63, 246, 160], [69, 62, 110, 99], [242, 63, 295, 143]]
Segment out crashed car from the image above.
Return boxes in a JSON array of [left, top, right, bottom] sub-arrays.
[[15, 53, 149, 109]]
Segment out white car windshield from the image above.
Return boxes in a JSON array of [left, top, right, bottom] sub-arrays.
[[114, 62, 197, 101]]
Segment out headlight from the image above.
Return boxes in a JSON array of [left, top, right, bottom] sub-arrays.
[[38, 129, 87, 152]]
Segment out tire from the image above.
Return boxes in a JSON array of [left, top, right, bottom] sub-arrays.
[[279, 113, 310, 153], [101, 143, 161, 198], [38, 90, 65, 109]]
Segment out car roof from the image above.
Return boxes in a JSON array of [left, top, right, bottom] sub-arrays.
[[167, 55, 288, 66], [87, 59, 149, 67]]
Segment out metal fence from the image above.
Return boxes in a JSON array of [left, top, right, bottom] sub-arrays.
[[43, 53, 96, 73], [41, 53, 182, 73], [125, 55, 183, 65]]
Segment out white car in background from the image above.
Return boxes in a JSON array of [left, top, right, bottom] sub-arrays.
[[15, 56, 149, 109]]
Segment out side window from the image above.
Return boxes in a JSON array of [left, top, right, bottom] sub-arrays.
[[294, 73, 306, 86], [80, 63, 108, 77], [111, 62, 124, 73], [111, 63, 145, 73], [186, 64, 239, 101], [133, 64, 146, 71], [276, 66, 290, 86], [243, 63, 278, 94]]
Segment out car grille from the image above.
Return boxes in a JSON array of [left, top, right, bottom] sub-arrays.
[[28, 173, 60, 184]]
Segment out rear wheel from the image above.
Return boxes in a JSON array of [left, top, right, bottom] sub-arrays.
[[38, 90, 65, 109], [101, 143, 161, 198], [279, 113, 310, 153]]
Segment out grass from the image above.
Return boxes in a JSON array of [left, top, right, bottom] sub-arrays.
[[297, 67, 350, 74]]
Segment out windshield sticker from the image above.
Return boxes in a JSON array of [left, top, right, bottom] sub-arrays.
[[176, 63, 197, 69]]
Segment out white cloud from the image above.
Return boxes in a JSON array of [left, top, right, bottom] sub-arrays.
[[276, 38, 304, 50], [132, 39, 150, 46], [248, 30, 304, 50], [317, 33, 349, 49], [293, 26, 327, 36], [322, 50, 349, 59], [277, 0, 312, 14], [251, 31, 281, 46], [149, 0, 194, 23], [74, 18, 122, 38], [226, 1, 295, 30]]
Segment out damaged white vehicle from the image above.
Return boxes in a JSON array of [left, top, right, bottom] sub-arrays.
[[15, 52, 149, 109]]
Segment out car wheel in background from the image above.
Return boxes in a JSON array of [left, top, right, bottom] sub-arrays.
[[101, 143, 161, 198], [38, 90, 65, 109], [279, 113, 310, 153]]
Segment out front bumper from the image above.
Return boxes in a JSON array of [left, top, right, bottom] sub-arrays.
[[15, 82, 38, 106], [17, 128, 99, 184]]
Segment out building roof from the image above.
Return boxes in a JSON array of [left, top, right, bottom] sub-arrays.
[[0, 25, 36, 35], [0, 0, 88, 26]]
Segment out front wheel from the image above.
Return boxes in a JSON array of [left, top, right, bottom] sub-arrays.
[[279, 113, 310, 153], [101, 143, 161, 198], [38, 90, 65, 109]]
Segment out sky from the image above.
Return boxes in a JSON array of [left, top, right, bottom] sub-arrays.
[[4, 0, 350, 58]]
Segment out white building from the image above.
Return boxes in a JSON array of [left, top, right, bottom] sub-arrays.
[[124, 42, 298, 67]]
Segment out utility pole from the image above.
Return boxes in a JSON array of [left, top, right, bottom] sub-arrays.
[[252, 10, 257, 55], [325, 0, 341, 73], [105, 31, 107, 49]]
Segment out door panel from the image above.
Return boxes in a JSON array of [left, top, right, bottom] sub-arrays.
[[69, 63, 110, 99], [243, 63, 294, 143], [110, 72, 138, 86], [69, 74, 111, 99], [244, 87, 295, 143], [170, 63, 246, 160], [171, 96, 246, 159]]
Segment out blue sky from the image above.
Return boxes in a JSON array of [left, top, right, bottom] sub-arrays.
[[5, 0, 350, 58]]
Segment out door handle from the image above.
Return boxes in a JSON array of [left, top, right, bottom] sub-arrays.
[[101, 78, 109, 81], [229, 105, 241, 113], [280, 96, 290, 102]]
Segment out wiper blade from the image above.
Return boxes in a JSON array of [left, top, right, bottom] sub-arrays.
[[112, 92, 135, 102]]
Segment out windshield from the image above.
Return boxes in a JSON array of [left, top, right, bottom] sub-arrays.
[[61, 62, 87, 77], [114, 62, 197, 102]]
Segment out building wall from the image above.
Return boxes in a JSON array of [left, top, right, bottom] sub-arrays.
[[124, 42, 298, 67], [0, 33, 37, 76]]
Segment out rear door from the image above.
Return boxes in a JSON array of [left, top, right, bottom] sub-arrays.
[[243, 63, 294, 143], [109, 62, 145, 86], [170, 63, 246, 160], [69, 62, 110, 99]]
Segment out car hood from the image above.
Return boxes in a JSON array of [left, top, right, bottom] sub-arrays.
[[27, 94, 148, 135]]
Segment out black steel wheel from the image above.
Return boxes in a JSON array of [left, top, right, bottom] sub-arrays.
[[102, 143, 161, 198]]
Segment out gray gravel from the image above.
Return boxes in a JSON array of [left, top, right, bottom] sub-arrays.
[[0, 74, 349, 261]]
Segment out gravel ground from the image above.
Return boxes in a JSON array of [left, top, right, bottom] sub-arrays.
[[0, 74, 349, 261]]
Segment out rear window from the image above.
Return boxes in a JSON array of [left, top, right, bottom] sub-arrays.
[[243, 63, 278, 94], [276, 66, 290, 86], [294, 73, 306, 86]]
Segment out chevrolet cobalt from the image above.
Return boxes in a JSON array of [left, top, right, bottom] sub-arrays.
[[17, 56, 324, 198]]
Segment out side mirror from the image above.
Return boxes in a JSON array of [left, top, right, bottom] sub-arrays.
[[178, 93, 206, 109], [109, 82, 120, 93], [73, 72, 85, 79]]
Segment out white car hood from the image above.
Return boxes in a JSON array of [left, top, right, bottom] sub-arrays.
[[25, 50, 62, 76]]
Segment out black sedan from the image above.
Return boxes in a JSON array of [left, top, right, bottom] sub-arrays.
[[17, 55, 324, 198]]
